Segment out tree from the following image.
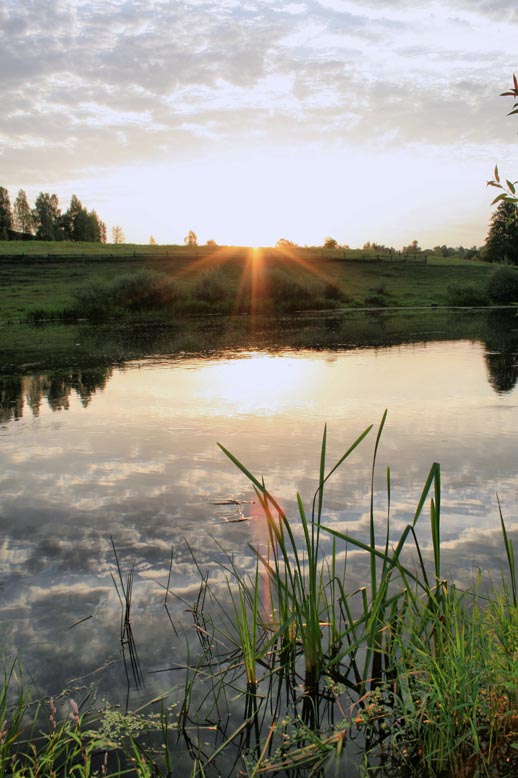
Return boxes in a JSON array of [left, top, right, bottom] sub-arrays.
[[487, 75, 518, 210], [33, 192, 63, 240], [0, 187, 13, 235], [484, 200, 518, 264], [62, 196, 105, 242], [323, 237, 338, 249], [149, 235, 157, 245], [402, 239, 421, 254], [206, 239, 217, 247], [62, 194, 83, 241], [13, 189, 33, 234], [112, 225, 125, 244], [184, 230, 198, 246], [276, 238, 298, 248]]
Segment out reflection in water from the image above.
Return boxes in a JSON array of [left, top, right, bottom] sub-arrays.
[[481, 309, 518, 394], [0, 367, 112, 423], [0, 310, 518, 751], [1, 310, 518, 423], [484, 349, 518, 394]]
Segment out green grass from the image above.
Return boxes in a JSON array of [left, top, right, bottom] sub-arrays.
[[0, 242, 498, 323]]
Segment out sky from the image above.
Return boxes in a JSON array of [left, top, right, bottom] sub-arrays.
[[1, 0, 518, 248]]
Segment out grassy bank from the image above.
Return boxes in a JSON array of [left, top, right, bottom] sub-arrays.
[[0, 242, 498, 323], [2, 417, 518, 776]]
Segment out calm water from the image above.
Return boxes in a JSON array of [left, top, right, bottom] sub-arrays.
[[1, 310, 518, 713]]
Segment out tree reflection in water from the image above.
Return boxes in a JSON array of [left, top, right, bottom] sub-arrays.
[[0, 367, 112, 423]]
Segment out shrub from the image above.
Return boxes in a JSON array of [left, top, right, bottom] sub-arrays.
[[266, 268, 324, 306], [486, 266, 518, 303], [191, 270, 229, 304], [73, 270, 181, 318], [447, 285, 489, 306]]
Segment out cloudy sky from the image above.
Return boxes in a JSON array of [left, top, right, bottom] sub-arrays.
[[2, 0, 517, 246]]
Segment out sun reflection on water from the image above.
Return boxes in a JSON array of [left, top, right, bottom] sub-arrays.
[[196, 351, 317, 415]]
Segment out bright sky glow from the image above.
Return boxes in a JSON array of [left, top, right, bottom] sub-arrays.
[[2, 0, 517, 247]]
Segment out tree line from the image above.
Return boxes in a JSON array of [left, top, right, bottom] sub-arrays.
[[0, 187, 107, 243]]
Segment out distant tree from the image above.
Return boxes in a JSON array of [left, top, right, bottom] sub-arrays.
[[464, 246, 479, 260], [276, 238, 298, 248], [485, 200, 518, 264], [112, 225, 125, 244], [402, 239, 421, 254], [33, 192, 63, 240], [13, 189, 33, 234], [433, 244, 454, 257], [61, 196, 105, 242], [90, 211, 106, 243], [363, 241, 392, 253], [149, 235, 157, 245], [206, 239, 217, 247], [63, 194, 82, 240], [0, 187, 13, 236], [323, 237, 338, 249], [184, 230, 198, 246]]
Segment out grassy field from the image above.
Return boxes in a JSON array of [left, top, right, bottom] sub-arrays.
[[0, 241, 497, 323]]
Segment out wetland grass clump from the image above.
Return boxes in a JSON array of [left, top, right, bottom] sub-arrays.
[[4, 415, 518, 776], [182, 412, 518, 776]]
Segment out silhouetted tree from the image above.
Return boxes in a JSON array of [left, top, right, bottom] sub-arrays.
[[485, 200, 518, 264], [0, 187, 12, 238], [61, 196, 106, 242], [33, 193, 63, 240], [323, 237, 338, 249]]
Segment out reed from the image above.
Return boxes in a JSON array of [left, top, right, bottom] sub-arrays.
[[3, 416, 518, 776], [210, 414, 518, 775]]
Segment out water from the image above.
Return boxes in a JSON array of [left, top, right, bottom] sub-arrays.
[[0, 309, 518, 758]]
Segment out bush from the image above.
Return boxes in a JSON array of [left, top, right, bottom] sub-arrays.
[[266, 268, 324, 306], [74, 270, 181, 318], [447, 285, 489, 306], [486, 266, 518, 303], [191, 270, 229, 304]]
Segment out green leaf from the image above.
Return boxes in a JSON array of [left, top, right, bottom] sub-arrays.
[[506, 180, 516, 194], [491, 193, 509, 205]]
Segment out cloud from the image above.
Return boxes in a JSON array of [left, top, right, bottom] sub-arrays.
[[2, 0, 516, 190]]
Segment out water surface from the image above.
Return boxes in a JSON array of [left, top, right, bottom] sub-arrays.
[[1, 310, 518, 710]]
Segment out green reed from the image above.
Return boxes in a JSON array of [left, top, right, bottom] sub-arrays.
[[211, 414, 518, 775], [4, 415, 518, 776]]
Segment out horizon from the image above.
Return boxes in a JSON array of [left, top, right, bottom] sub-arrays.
[[2, 1, 517, 247]]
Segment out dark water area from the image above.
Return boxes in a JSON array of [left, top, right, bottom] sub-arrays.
[[1, 308, 518, 774]]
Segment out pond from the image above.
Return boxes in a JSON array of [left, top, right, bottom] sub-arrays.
[[1, 308, 518, 772]]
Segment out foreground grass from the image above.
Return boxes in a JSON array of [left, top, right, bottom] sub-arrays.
[[0, 242, 496, 323], [3, 415, 518, 776]]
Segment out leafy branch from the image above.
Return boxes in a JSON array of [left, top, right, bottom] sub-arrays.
[[487, 74, 518, 208]]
